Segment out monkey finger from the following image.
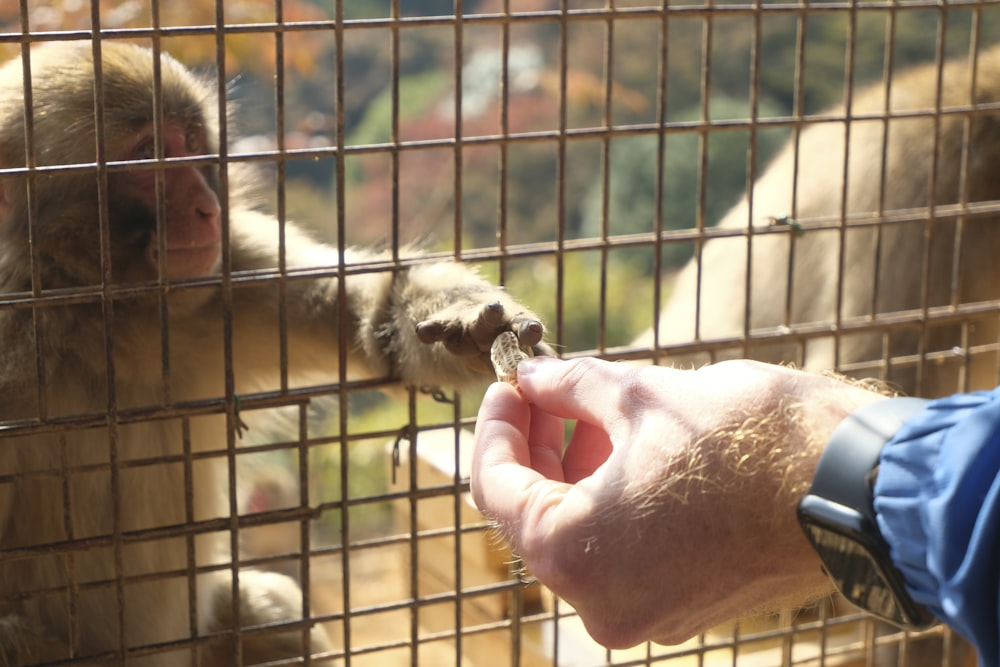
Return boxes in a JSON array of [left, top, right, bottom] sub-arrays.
[[417, 318, 486, 356], [465, 301, 508, 351], [478, 301, 506, 329], [514, 318, 556, 358], [415, 320, 447, 344], [417, 301, 501, 349], [418, 320, 478, 350], [514, 318, 545, 350], [531, 340, 557, 358]]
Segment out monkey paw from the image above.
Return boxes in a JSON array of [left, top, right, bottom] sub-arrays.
[[203, 570, 333, 665], [415, 300, 552, 374]]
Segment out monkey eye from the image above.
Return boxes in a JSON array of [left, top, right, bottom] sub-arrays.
[[185, 129, 203, 154], [132, 137, 156, 161]]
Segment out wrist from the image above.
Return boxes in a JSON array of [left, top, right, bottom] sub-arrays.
[[694, 364, 891, 611]]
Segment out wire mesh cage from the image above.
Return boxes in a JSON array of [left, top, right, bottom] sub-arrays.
[[0, 0, 996, 665]]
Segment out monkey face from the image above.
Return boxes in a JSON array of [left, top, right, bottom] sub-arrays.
[[0, 41, 225, 291], [109, 120, 222, 282]]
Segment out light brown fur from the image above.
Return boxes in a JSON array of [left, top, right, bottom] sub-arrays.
[[641, 45, 1000, 397]]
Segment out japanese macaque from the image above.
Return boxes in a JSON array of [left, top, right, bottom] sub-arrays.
[[0, 42, 548, 665], [640, 44, 1000, 397], [238, 463, 304, 580]]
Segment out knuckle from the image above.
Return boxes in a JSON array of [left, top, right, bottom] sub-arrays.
[[617, 365, 663, 408], [559, 357, 605, 389], [538, 357, 606, 403]]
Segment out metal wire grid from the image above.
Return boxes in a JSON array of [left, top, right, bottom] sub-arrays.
[[0, 0, 996, 665]]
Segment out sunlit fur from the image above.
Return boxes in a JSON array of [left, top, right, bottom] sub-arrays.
[[639, 45, 1000, 397]]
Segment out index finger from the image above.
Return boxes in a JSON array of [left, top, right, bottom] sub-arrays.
[[515, 356, 634, 439]]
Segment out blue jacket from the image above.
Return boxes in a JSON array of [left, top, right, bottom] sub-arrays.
[[874, 388, 1000, 666]]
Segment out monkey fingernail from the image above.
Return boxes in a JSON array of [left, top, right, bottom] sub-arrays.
[[490, 330, 533, 387], [479, 301, 505, 328], [517, 320, 544, 348]]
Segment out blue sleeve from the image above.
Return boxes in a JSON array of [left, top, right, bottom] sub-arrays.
[[873, 387, 1000, 667]]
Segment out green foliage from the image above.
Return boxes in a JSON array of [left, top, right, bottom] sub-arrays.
[[342, 0, 391, 19], [308, 435, 396, 543], [347, 70, 450, 148]]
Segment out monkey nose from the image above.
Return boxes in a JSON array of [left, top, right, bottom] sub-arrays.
[[196, 194, 221, 221], [197, 204, 217, 218]]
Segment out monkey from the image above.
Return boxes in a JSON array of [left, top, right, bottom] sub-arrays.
[[0, 41, 549, 666], [237, 463, 303, 580], [638, 44, 1000, 398]]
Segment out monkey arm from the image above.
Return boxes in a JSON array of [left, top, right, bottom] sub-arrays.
[[226, 209, 549, 390]]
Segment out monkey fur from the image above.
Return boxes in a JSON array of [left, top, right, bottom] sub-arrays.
[[0, 41, 549, 665], [639, 44, 1000, 397]]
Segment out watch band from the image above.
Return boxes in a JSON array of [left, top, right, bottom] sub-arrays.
[[798, 396, 936, 629], [809, 397, 929, 508]]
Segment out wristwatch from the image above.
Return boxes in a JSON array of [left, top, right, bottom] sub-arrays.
[[797, 397, 937, 630]]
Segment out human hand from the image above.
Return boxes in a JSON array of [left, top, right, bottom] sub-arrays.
[[471, 357, 887, 648]]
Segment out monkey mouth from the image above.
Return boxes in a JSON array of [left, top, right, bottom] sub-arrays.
[[149, 243, 222, 279]]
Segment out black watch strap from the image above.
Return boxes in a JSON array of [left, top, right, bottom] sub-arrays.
[[799, 396, 936, 629], [809, 397, 929, 510]]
